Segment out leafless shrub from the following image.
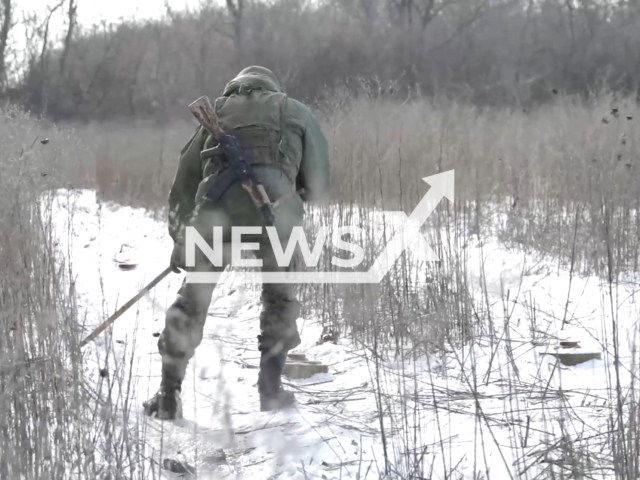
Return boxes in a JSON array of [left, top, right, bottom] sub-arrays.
[[0, 106, 148, 479], [6, 89, 640, 478]]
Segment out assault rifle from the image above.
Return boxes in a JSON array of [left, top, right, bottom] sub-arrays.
[[188, 96, 276, 227]]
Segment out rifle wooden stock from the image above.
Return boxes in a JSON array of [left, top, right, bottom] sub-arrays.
[[188, 95, 277, 226], [188, 96, 225, 140]]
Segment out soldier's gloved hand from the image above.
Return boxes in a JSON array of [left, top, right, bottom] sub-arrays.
[[170, 242, 186, 273]]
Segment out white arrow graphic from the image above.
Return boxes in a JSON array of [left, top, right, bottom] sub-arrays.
[[366, 170, 455, 282]]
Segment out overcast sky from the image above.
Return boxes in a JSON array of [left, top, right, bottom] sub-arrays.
[[12, 0, 199, 75], [23, 0, 197, 27]]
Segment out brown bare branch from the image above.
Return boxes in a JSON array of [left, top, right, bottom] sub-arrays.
[[59, 0, 78, 75]]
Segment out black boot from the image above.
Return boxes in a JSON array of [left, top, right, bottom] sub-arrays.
[[258, 351, 296, 412], [143, 365, 183, 420], [142, 388, 183, 420]]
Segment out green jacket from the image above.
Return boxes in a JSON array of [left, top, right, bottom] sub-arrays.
[[168, 66, 330, 243]]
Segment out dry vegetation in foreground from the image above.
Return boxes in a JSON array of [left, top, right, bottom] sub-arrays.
[[2, 92, 640, 478], [0, 108, 150, 479], [85, 92, 640, 478]]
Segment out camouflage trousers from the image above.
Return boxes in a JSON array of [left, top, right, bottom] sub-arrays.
[[157, 243, 301, 390]]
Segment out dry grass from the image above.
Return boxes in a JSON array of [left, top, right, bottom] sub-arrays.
[[0, 107, 148, 479], [86, 93, 640, 271], [80, 119, 193, 211], [4, 92, 640, 478], [83, 91, 640, 342]]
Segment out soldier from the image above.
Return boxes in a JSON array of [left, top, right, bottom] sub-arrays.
[[143, 66, 330, 420]]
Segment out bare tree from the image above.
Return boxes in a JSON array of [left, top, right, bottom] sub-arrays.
[[225, 0, 244, 64], [0, 0, 12, 90], [12, 0, 640, 118], [59, 0, 77, 75], [388, 0, 460, 30], [33, 1, 65, 113], [40, 1, 65, 72]]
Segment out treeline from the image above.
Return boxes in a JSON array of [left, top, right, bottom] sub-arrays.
[[5, 0, 640, 120]]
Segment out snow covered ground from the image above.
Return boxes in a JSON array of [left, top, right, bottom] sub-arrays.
[[53, 190, 640, 479]]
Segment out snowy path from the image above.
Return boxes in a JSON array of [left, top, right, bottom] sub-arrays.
[[54, 190, 640, 479]]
